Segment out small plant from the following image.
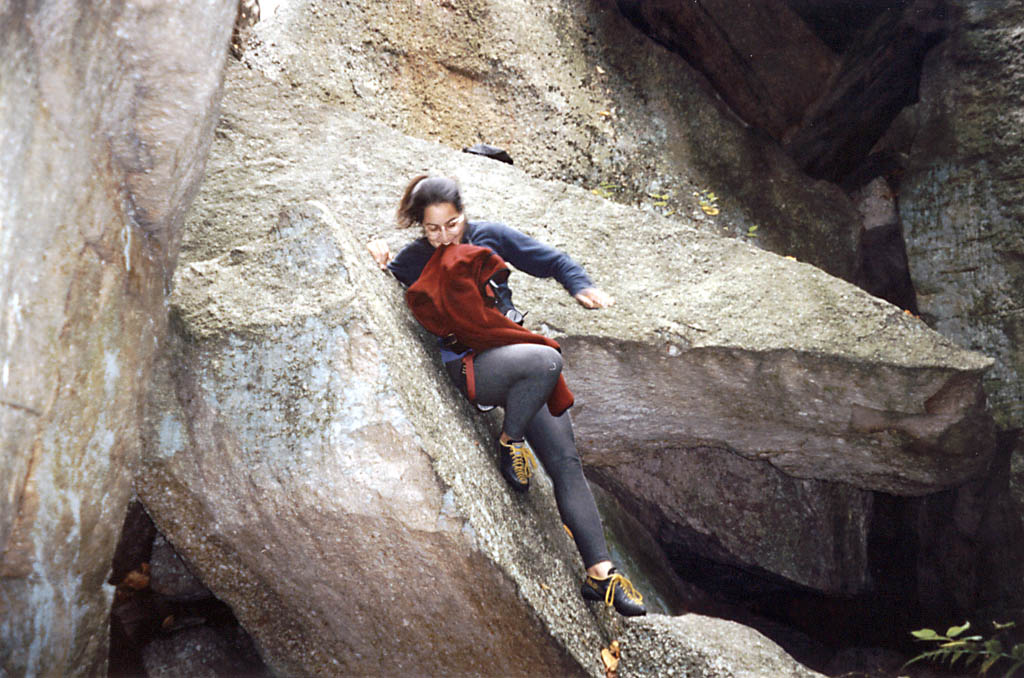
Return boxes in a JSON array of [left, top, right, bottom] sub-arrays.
[[590, 182, 620, 199], [645, 190, 675, 216], [694, 188, 719, 216], [905, 621, 1024, 676]]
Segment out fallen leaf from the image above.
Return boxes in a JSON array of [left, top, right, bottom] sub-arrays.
[[596, 66, 606, 74], [598, 110, 612, 117], [161, 614, 176, 630], [121, 566, 150, 591], [601, 639, 621, 676], [540, 583, 550, 591]]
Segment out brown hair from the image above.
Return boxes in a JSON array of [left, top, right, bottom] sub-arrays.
[[396, 175, 464, 229]]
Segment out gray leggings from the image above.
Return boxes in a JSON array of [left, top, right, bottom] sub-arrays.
[[445, 344, 611, 568]]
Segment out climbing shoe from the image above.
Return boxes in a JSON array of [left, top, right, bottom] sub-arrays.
[[497, 438, 536, 492], [581, 568, 647, 617]]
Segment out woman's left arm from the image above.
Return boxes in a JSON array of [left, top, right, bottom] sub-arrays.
[[483, 223, 614, 308]]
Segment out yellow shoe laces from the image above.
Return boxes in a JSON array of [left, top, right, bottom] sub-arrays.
[[601, 572, 643, 607], [501, 439, 537, 483]]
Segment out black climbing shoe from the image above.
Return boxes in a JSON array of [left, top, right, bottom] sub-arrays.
[[581, 568, 647, 617], [497, 438, 536, 492]]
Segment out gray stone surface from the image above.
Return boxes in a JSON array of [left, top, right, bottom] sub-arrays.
[[142, 44, 995, 672], [899, 1, 1024, 430], [0, 1, 235, 675], [223, 0, 861, 281], [619, 614, 824, 678], [149, 534, 213, 602], [143, 202, 598, 677], [587, 445, 874, 595]]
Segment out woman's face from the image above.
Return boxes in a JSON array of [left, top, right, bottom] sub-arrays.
[[422, 202, 466, 248]]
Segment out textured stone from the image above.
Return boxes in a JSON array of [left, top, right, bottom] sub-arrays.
[[141, 625, 269, 678], [784, 0, 951, 182], [899, 0, 1024, 430], [0, 1, 235, 675], [587, 444, 874, 595], [614, 0, 838, 140], [619, 614, 825, 678], [221, 0, 861, 281], [142, 202, 595, 677], [144, 44, 996, 671]]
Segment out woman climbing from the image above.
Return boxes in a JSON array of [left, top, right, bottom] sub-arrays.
[[367, 174, 646, 617]]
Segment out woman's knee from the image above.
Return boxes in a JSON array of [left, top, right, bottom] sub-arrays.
[[521, 344, 563, 376]]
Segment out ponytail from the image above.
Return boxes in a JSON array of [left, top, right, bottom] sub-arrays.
[[396, 175, 464, 229]]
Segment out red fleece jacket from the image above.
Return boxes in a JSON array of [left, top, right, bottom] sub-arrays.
[[405, 243, 574, 416]]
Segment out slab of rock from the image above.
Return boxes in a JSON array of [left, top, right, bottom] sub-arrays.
[[222, 0, 860, 281], [899, 0, 1024, 430], [0, 1, 235, 675], [619, 614, 824, 678], [586, 444, 874, 595]]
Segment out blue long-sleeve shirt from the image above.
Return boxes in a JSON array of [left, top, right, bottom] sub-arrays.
[[387, 220, 594, 362], [387, 220, 593, 295]]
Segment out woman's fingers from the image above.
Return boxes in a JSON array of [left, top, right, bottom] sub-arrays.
[[574, 287, 615, 309], [366, 239, 392, 269]]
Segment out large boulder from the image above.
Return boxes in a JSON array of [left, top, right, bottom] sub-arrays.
[[898, 0, 1024, 431], [226, 0, 861, 281], [142, 201, 602, 676], [142, 47, 993, 672], [0, 1, 235, 675]]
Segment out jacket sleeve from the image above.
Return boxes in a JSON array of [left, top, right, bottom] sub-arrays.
[[386, 238, 434, 287], [476, 222, 594, 296]]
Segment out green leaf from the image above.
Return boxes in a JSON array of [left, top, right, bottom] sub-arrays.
[[982, 653, 1001, 673], [987, 639, 1005, 655], [947, 621, 971, 638], [912, 628, 943, 641], [1005, 659, 1024, 678], [994, 621, 1017, 631]]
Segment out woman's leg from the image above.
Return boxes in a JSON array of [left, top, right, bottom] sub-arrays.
[[524, 406, 612, 571], [468, 344, 563, 440]]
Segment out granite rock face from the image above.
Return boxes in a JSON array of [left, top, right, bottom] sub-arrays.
[[613, 0, 838, 141], [142, 202, 597, 677], [899, 1, 1024, 431], [224, 0, 861, 281], [0, 1, 236, 675], [140, 45, 995, 672]]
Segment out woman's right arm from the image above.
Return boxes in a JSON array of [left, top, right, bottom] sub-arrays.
[[366, 239, 392, 269], [369, 237, 434, 287]]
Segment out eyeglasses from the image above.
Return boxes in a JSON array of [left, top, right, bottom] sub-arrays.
[[422, 214, 465, 234]]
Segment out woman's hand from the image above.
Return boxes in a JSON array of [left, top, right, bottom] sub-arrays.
[[366, 238, 393, 269], [574, 287, 615, 309]]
